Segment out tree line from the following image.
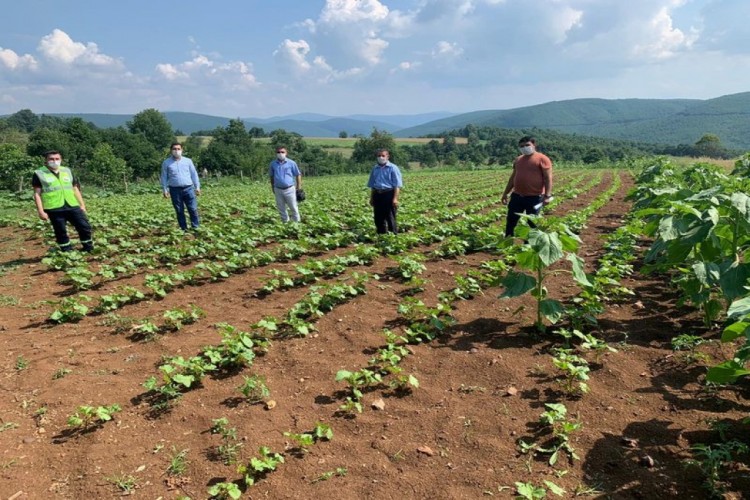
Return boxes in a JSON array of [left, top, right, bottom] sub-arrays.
[[0, 108, 740, 193]]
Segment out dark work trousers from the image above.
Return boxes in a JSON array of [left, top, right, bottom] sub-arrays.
[[47, 207, 93, 251], [169, 185, 200, 230], [505, 193, 544, 237], [372, 189, 398, 234]]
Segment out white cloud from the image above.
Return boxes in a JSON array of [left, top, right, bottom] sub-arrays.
[[273, 38, 364, 83], [319, 0, 390, 24], [153, 54, 258, 90], [38, 29, 122, 68], [361, 37, 389, 65], [1, 2, 749, 117], [632, 6, 694, 59], [390, 60, 420, 74], [274, 39, 313, 75], [432, 41, 463, 60], [0, 48, 38, 71], [155, 63, 188, 81], [286, 0, 397, 78]]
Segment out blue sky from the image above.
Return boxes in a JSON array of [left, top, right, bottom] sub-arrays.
[[1, 0, 748, 118]]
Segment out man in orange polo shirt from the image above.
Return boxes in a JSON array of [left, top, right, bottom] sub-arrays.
[[500, 136, 553, 237]]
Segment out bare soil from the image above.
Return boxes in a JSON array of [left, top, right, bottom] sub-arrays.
[[1, 173, 749, 499]]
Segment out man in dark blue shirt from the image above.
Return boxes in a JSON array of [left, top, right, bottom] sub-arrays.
[[367, 149, 403, 234]]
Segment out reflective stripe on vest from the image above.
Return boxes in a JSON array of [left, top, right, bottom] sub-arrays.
[[35, 167, 79, 210]]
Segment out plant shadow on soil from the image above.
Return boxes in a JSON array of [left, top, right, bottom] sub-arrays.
[[0, 256, 44, 269], [433, 317, 529, 351], [581, 418, 750, 498], [51, 424, 105, 444]]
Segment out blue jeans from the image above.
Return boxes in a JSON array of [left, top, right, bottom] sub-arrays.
[[169, 186, 199, 230], [505, 193, 543, 237]]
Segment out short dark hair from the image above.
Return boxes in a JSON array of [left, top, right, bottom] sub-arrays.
[[43, 150, 62, 159], [170, 142, 182, 149], [376, 149, 389, 156], [518, 136, 536, 145], [276, 146, 287, 152]]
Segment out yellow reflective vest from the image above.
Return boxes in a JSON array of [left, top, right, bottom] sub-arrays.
[[35, 167, 80, 210]]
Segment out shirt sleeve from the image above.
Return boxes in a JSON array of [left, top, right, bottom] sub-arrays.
[[71, 175, 81, 188], [540, 155, 552, 170], [31, 173, 41, 188], [292, 161, 301, 176], [160, 159, 168, 191], [393, 166, 403, 188], [269, 162, 274, 180], [189, 159, 200, 189], [366, 167, 375, 188]]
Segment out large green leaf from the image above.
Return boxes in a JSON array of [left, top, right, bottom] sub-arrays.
[[558, 232, 580, 253], [529, 230, 563, 267], [515, 249, 541, 271], [692, 261, 720, 288], [540, 299, 564, 324], [657, 216, 678, 241], [706, 361, 750, 384], [500, 271, 536, 298], [731, 192, 750, 220], [172, 374, 195, 388], [719, 261, 750, 301], [721, 321, 750, 343], [567, 254, 593, 287], [728, 296, 750, 318]]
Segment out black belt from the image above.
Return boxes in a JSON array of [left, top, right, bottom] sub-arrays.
[[276, 185, 294, 190], [374, 188, 394, 194], [170, 185, 193, 188]]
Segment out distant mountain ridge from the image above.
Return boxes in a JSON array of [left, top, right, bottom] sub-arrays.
[[396, 93, 750, 150], [30, 91, 750, 149], [43, 111, 456, 138]]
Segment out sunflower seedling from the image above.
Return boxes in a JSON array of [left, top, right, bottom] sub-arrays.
[[67, 404, 121, 430]]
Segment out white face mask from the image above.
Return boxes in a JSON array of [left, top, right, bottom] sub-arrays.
[[520, 145, 535, 156], [172, 149, 182, 158], [276, 153, 286, 161], [47, 160, 61, 169], [377, 156, 388, 165]]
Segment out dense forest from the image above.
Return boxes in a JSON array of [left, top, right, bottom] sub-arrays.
[[0, 108, 740, 193]]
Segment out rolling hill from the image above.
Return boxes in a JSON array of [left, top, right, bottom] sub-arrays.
[[18, 92, 750, 149], [396, 92, 750, 150], [39, 111, 449, 137]]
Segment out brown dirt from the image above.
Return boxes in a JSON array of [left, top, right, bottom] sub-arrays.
[[1, 172, 749, 500]]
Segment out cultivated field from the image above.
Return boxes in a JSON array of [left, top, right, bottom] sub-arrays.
[[0, 166, 748, 499]]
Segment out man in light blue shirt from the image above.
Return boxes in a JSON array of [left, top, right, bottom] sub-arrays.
[[269, 145, 302, 222], [161, 142, 201, 230], [367, 149, 403, 234]]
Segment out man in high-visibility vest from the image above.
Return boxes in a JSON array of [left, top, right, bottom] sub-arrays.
[[32, 150, 93, 252]]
